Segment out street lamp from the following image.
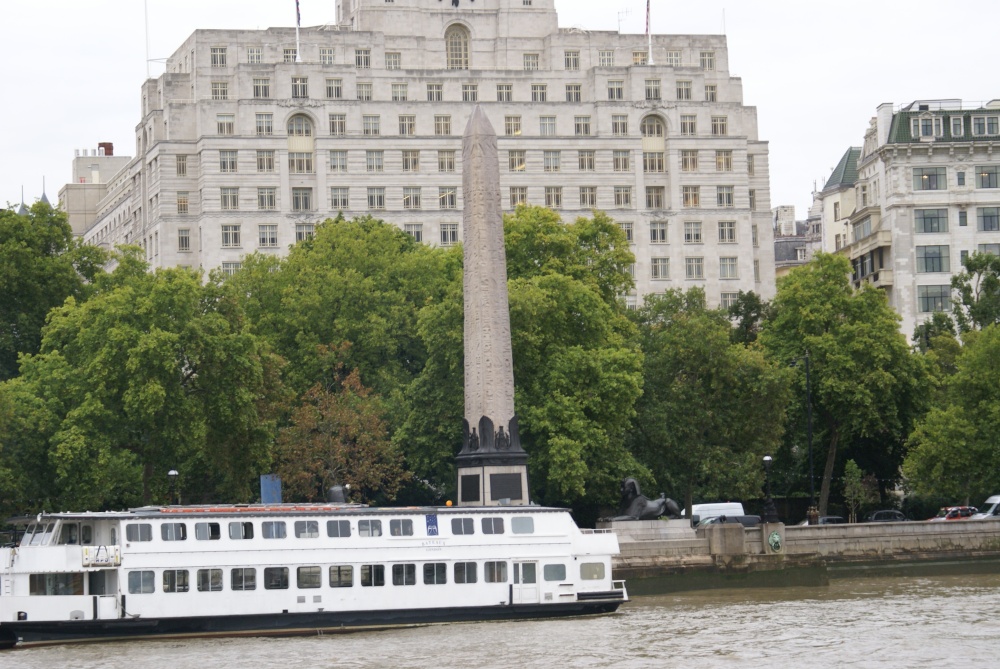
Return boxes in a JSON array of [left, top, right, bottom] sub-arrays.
[[761, 455, 780, 523], [167, 469, 179, 506]]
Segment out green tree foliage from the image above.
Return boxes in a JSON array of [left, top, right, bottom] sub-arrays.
[[727, 290, 771, 345], [951, 252, 1000, 332], [0, 202, 107, 380], [630, 289, 792, 513], [759, 253, 930, 515], [842, 459, 879, 523], [1, 249, 282, 512], [904, 325, 1000, 504]]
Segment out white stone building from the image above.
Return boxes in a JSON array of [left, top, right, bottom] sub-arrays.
[[830, 100, 1000, 336], [76, 0, 775, 306], [58, 143, 132, 236]]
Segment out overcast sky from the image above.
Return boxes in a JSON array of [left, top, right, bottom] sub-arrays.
[[2, 0, 998, 219]]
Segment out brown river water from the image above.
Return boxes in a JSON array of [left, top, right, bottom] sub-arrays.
[[4, 573, 998, 668]]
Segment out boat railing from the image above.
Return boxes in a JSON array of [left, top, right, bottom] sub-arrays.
[[580, 528, 614, 535]]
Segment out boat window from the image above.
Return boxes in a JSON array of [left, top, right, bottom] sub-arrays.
[[40, 522, 56, 545], [29, 523, 55, 546], [454, 561, 477, 584], [161, 523, 187, 541], [390, 519, 413, 536], [58, 523, 80, 545], [262, 521, 286, 539], [485, 561, 508, 583], [516, 563, 536, 584], [580, 562, 606, 580], [423, 562, 447, 585], [264, 567, 289, 590], [128, 570, 155, 594], [126, 523, 153, 542], [232, 568, 256, 591], [81, 525, 93, 545], [20, 524, 36, 547], [511, 517, 534, 534], [543, 564, 567, 581], [297, 566, 322, 589], [110, 526, 118, 545], [29, 573, 84, 596], [451, 518, 474, 535], [359, 520, 382, 537], [392, 563, 416, 586], [481, 517, 504, 535], [229, 521, 254, 540], [195, 523, 221, 540], [294, 520, 319, 538], [327, 520, 351, 538], [197, 569, 223, 592], [163, 569, 190, 593], [330, 565, 353, 587], [360, 564, 385, 587]]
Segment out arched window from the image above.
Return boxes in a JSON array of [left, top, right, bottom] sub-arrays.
[[287, 115, 313, 137], [640, 116, 665, 138], [445, 25, 470, 70]]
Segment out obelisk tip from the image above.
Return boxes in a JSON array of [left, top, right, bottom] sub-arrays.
[[463, 105, 496, 139]]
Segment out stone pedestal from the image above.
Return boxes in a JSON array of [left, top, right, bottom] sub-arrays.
[[598, 519, 696, 542], [707, 523, 746, 556]]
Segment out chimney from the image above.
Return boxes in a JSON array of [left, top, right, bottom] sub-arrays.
[[98, 142, 114, 157]]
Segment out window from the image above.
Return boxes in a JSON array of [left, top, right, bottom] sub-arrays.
[[451, 518, 474, 535], [523, 53, 539, 70], [292, 188, 313, 212], [439, 188, 457, 210], [952, 116, 964, 137], [917, 245, 951, 273], [643, 152, 664, 173], [264, 567, 289, 590], [355, 48, 371, 68], [262, 521, 286, 539], [700, 51, 716, 70], [566, 84, 582, 102], [330, 187, 349, 209], [360, 564, 385, 587], [176, 193, 189, 215], [853, 217, 872, 241], [256, 150, 275, 173], [640, 116, 665, 138], [178, 227, 191, 251], [544, 564, 567, 582], [681, 150, 699, 172], [573, 116, 591, 136], [972, 116, 1000, 136], [645, 187, 665, 209], [512, 517, 534, 534], [257, 187, 276, 211], [686, 257, 704, 279], [247, 47, 261, 64], [614, 186, 632, 207], [505, 116, 522, 136], [231, 568, 256, 591], [293, 521, 319, 539], [607, 80, 624, 100], [330, 565, 353, 587], [217, 114, 234, 135], [543, 150, 561, 172], [496, 83, 512, 102], [257, 225, 278, 248], [320, 47, 335, 65], [454, 562, 477, 584], [545, 186, 562, 208], [752, 224, 759, 248], [363, 115, 381, 136], [295, 566, 322, 589], [462, 84, 478, 102], [619, 221, 634, 242], [385, 52, 401, 69], [578, 150, 595, 171], [253, 78, 270, 99], [392, 83, 408, 102], [288, 115, 313, 136], [650, 220, 669, 243], [358, 519, 382, 537], [720, 257, 739, 279], [291, 77, 308, 99], [719, 221, 737, 243], [959, 211, 968, 227], [176, 155, 188, 177], [256, 113, 273, 136], [510, 187, 527, 207], [717, 186, 735, 208], [565, 50, 580, 70], [357, 82, 373, 101], [128, 571, 154, 594], [705, 85, 717, 102], [711, 116, 728, 136], [197, 569, 223, 592], [598, 50, 614, 67], [367, 187, 385, 210], [403, 187, 422, 210], [427, 83, 443, 101], [402, 149, 420, 172], [398, 115, 416, 136], [749, 189, 757, 211], [676, 80, 692, 100], [651, 257, 670, 279], [632, 51, 648, 65], [664, 50, 681, 66], [581, 562, 606, 580], [540, 116, 556, 136], [613, 150, 630, 172], [680, 115, 697, 136], [979, 244, 1000, 255], [914, 167, 946, 190], [645, 79, 661, 101], [211, 81, 228, 100], [125, 524, 152, 542], [295, 224, 314, 242], [716, 150, 733, 172], [684, 221, 702, 243], [329, 150, 347, 173], [754, 260, 760, 282], [915, 209, 948, 233], [229, 521, 253, 540], [221, 262, 241, 276], [683, 186, 700, 208], [446, 25, 470, 69], [404, 224, 423, 242], [283, 48, 297, 63], [485, 561, 508, 583], [210, 46, 227, 67], [435, 115, 452, 136], [979, 207, 1000, 231], [918, 285, 951, 313], [329, 114, 346, 136], [979, 166, 999, 189], [580, 187, 597, 208], [430, 150, 452, 173], [289, 152, 314, 173], [531, 84, 547, 102], [221, 189, 239, 212], [441, 222, 459, 245]]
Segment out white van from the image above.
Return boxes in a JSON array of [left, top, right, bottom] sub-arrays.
[[684, 502, 745, 524], [971, 496, 1000, 520]]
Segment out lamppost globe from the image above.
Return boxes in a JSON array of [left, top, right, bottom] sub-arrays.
[[167, 469, 179, 505], [761, 455, 780, 523]]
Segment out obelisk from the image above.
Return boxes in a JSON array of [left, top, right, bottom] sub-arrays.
[[455, 106, 529, 507]]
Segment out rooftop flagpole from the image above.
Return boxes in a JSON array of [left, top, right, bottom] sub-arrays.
[[295, 0, 302, 62], [646, 0, 654, 65]]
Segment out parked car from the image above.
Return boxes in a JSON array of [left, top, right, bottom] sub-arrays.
[[971, 496, 1000, 520], [929, 506, 978, 521], [797, 516, 846, 525], [866, 510, 908, 522], [698, 515, 761, 528]]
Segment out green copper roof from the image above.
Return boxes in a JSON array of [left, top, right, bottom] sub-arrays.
[[888, 108, 999, 144], [823, 147, 861, 192]]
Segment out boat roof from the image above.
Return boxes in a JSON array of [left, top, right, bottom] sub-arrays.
[[7, 503, 566, 525]]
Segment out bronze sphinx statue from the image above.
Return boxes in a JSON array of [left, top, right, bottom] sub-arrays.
[[606, 477, 681, 521]]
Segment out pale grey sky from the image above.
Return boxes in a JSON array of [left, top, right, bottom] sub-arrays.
[[2, 1, 998, 220]]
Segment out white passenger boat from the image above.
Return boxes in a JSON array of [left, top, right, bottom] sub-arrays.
[[0, 503, 626, 648]]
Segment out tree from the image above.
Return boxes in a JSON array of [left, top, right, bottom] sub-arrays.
[[0, 202, 106, 380], [759, 253, 930, 516], [727, 290, 771, 345], [630, 289, 792, 514], [842, 459, 879, 523], [951, 252, 1000, 332]]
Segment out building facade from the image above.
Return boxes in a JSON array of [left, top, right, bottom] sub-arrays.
[[77, 0, 775, 306], [834, 100, 1000, 336]]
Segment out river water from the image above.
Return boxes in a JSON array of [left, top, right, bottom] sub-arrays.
[[5, 573, 998, 668]]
